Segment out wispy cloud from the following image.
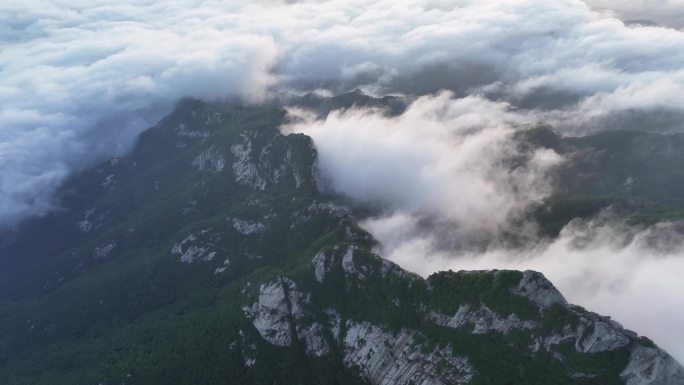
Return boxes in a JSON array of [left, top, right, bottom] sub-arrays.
[[3, 0, 684, 226]]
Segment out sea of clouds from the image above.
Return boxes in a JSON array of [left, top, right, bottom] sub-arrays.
[[3, 0, 684, 361]]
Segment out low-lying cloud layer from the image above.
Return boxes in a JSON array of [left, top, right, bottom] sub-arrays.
[[3, 0, 684, 226]]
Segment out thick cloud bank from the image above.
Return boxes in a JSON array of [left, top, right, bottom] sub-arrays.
[[3, 0, 684, 226], [363, 212, 684, 362], [285, 92, 562, 242]]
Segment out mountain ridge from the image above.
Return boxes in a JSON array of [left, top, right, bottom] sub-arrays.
[[0, 94, 682, 384]]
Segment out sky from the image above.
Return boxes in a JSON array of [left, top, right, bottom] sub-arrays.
[[2, 0, 684, 362]]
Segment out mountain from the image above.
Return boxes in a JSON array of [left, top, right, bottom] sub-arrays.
[[289, 89, 408, 118], [518, 126, 684, 236], [0, 95, 682, 385]]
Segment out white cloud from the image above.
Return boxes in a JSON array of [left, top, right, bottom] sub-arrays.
[[3, 0, 684, 226], [284, 92, 562, 240]]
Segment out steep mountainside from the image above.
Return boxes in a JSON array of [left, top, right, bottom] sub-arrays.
[[0, 96, 682, 385]]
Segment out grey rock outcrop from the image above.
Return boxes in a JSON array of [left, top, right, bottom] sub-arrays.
[[513, 270, 567, 307], [343, 321, 474, 385], [242, 278, 299, 346], [428, 304, 537, 335], [621, 345, 684, 385], [244, 261, 684, 385]]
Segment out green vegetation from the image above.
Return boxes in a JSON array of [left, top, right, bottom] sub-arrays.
[[426, 270, 538, 319], [0, 97, 671, 384]]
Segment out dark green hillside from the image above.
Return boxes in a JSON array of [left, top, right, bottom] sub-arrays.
[[517, 126, 684, 235], [0, 95, 681, 385]]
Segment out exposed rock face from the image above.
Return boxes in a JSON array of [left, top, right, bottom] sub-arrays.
[[231, 218, 265, 235], [92, 241, 117, 259], [307, 202, 349, 218], [290, 202, 347, 229], [77, 208, 105, 233], [171, 230, 218, 263], [380, 259, 412, 279], [312, 251, 327, 283], [285, 149, 304, 187], [297, 322, 330, 357], [428, 293, 634, 356], [311, 243, 375, 283], [261, 250, 684, 385], [578, 318, 632, 353], [621, 346, 684, 385], [230, 132, 312, 191], [258, 142, 293, 186], [343, 322, 474, 385], [514, 270, 567, 307], [243, 276, 478, 385], [243, 253, 684, 385], [101, 174, 115, 189], [242, 278, 299, 346], [192, 146, 225, 173], [428, 304, 537, 335], [341, 245, 359, 276], [76, 209, 95, 232], [242, 277, 330, 355], [214, 258, 230, 274], [231, 135, 267, 191], [530, 319, 632, 355], [197, 105, 225, 126], [242, 274, 479, 382], [242, 278, 298, 346]]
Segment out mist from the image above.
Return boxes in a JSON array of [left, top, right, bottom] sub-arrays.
[[285, 92, 684, 362], [284, 92, 562, 242], [363, 212, 684, 362], [4, 0, 684, 227]]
